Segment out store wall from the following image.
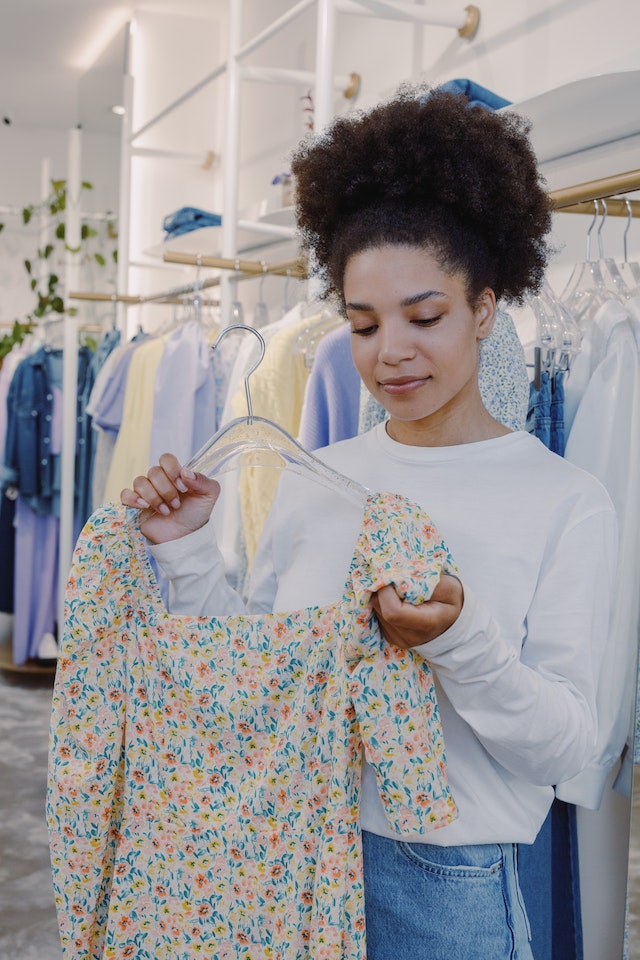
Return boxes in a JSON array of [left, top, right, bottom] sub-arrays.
[[122, 0, 640, 328]]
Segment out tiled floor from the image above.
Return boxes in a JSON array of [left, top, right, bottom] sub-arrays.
[[1, 655, 639, 960], [0, 665, 62, 960]]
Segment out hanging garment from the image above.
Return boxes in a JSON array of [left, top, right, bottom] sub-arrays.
[[561, 300, 640, 808], [2, 345, 93, 516], [526, 370, 566, 457], [48, 494, 457, 960], [103, 336, 167, 504], [148, 319, 218, 469], [298, 321, 361, 451]]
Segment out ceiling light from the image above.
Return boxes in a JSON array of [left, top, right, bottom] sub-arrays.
[[111, 105, 126, 116]]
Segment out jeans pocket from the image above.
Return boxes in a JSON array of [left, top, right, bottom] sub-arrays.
[[399, 841, 504, 878]]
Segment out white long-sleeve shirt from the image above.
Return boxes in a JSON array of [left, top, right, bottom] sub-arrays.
[[150, 426, 617, 845]]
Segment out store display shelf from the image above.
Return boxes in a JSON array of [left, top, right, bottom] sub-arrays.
[[504, 70, 640, 165], [144, 203, 297, 263], [0, 637, 56, 677]]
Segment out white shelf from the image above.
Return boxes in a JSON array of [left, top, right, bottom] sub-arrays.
[[503, 71, 640, 165], [144, 203, 297, 262]]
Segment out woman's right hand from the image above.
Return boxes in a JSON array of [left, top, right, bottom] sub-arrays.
[[120, 453, 221, 545]]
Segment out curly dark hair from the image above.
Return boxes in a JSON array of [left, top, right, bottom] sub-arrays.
[[291, 86, 553, 306]]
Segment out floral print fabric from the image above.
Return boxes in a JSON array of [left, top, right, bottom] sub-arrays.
[[47, 493, 457, 960]]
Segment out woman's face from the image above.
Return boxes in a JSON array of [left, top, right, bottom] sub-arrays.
[[343, 244, 497, 446]]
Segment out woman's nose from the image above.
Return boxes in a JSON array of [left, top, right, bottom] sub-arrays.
[[377, 323, 416, 363]]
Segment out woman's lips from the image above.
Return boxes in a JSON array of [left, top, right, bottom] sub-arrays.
[[379, 376, 429, 395]]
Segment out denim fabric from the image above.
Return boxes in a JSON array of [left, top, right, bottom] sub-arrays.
[[526, 371, 552, 449], [0, 490, 15, 614], [362, 830, 533, 959], [77, 329, 121, 523], [2, 345, 92, 516], [527, 370, 566, 457], [437, 78, 512, 111], [550, 372, 566, 457], [162, 206, 222, 240], [518, 799, 583, 960]]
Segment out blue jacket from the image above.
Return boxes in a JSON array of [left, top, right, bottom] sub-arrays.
[[2, 345, 93, 516]]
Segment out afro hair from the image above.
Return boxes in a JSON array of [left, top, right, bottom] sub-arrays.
[[291, 86, 553, 306]]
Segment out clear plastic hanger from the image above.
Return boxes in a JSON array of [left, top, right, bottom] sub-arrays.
[[230, 260, 244, 325], [621, 198, 640, 295], [560, 200, 616, 324], [253, 263, 270, 329], [595, 199, 632, 300], [184, 323, 369, 506]]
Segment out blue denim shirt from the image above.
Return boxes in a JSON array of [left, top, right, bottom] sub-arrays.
[[2, 345, 93, 516]]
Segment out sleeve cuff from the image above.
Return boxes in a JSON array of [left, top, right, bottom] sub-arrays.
[[554, 762, 613, 810], [411, 585, 482, 661], [147, 515, 218, 578]]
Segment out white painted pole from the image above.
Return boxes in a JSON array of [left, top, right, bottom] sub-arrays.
[[58, 126, 82, 632], [39, 157, 51, 290], [221, 0, 243, 327], [314, 0, 337, 134], [117, 23, 135, 336]]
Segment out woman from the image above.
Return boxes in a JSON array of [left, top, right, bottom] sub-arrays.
[[121, 89, 617, 959]]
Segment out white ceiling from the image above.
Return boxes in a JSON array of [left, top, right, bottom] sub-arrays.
[[0, 0, 218, 131]]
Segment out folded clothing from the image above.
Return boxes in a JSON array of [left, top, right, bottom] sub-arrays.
[[162, 206, 222, 240]]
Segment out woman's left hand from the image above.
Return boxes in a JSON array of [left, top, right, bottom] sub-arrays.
[[370, 574, 463, 650]]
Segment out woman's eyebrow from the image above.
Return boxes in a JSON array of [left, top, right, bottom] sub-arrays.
[[401, 289, 447, 307], [345, 289, 447, 312]]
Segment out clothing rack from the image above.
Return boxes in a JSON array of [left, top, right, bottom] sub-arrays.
[[549, 168, 640, 212], [69, 255, 308, 306]]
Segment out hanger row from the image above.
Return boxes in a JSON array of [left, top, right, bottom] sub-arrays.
[[69, 255, 307, 306], [549, 168, 640, 214]]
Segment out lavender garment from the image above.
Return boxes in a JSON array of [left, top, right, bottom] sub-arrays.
[[298, 323, 361, 450], [12, 498, 59, 663], [11, 385, 83, 662], [12, 386, 62, 662], [90, 341, 142, 437], [148, 320, 219, 467]]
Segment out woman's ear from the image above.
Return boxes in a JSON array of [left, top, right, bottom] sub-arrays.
[[475, 288, 497, 340]]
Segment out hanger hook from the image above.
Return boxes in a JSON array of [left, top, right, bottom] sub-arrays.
[[597, 198, 607, 260], [623, 198, 632, 263], [586, 199, 599, 261], [258, 260, 268, 301], [211, 323, 265, 422]]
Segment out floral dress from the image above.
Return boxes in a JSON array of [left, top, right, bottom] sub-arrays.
[[47, 493, 458, 960]]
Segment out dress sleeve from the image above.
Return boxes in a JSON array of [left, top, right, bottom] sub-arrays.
[[46, 505, 129, 960]]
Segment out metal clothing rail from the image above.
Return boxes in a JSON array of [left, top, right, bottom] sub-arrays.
[[69, 255, 307, 305], [549, 168, 640, 211]]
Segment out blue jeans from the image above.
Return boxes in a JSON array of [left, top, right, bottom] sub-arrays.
[[362, 830, 534, 959]]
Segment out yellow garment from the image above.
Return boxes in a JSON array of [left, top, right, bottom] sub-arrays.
[[103, 336, 167, 504], [230, 315, 317, 564]]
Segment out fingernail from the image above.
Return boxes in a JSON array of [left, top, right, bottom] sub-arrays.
[[170, 497, 181, 510], [175, 478, 188, 493], [136, 498, 150, 509], [182, 467, 196, 480], [158, 504, 171, 516]]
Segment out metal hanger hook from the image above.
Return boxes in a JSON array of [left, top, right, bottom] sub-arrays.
[[597, 198, 607, 259], [211, 323, 265, 422], [623, 198, 632, 263], [586, 199, 599, 261]]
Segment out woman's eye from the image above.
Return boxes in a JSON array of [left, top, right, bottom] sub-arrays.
[[412, 315, 442, 326], [351, 325, 377, 337]]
